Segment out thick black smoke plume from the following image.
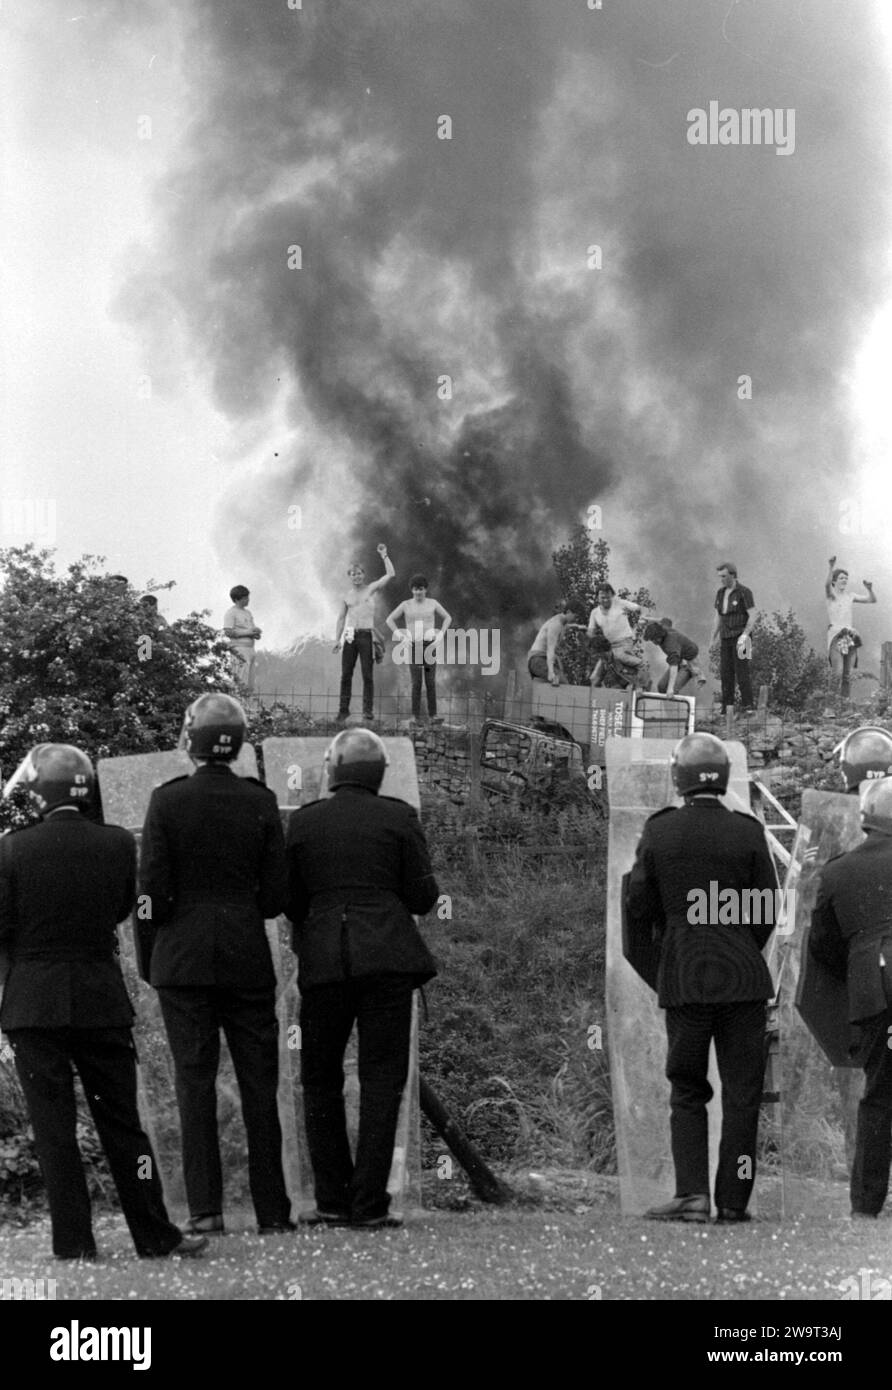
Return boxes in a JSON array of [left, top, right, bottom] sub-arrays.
[[121, 0, 892, 651]]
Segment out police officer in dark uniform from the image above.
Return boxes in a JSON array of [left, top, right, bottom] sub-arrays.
[[139, 693, 293, 1236], [836, 725, 892, 795], [0, 744, 206, 1260], [624, 732, 779, 1223], [810, 779, 892, 1217], [285, 728, 439, 1228]]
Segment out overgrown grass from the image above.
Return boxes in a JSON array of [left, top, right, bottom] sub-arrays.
[[419, 814, 612, 1173]]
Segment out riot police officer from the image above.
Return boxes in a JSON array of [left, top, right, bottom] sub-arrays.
[[0, 745, 206, 1260], [624, 732, 779, 1223], [810, 778, 892, 1217], [285, 728, 439, 1228], [837, 725, 892, 794], [139, 694, 293, 1235]]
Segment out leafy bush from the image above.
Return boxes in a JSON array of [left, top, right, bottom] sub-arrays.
[[709, 608, 830, 713], [0, 547, 233, 829], [551, 527, 653, 685]]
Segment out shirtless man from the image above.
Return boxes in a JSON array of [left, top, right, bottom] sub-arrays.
[[385, 576, 452, 720], [527, 602, 585, 686], [334, 544, 395, 723]]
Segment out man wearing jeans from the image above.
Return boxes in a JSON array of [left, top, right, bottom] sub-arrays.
[[334, 544, 395, 723], [710, 562, 755, 714]]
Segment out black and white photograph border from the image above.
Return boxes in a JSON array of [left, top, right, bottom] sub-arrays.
[[1, 0, 892, 1346]]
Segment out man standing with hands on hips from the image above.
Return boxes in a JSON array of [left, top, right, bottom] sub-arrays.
[[710, 562, 756, 716]]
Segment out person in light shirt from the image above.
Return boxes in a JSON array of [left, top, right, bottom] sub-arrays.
[[222, 585, 261, 696], [385, 576, 452, 720], [825, 556, 876, 699], [587, 584, 643, 685], [334, 544, 395, 723]]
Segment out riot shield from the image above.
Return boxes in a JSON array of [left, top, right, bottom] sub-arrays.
[[97, 745, 301, 1223], [605, 738, 756, 1216], [777, 790, 863, 1216], [262, 736, 423, 1217]]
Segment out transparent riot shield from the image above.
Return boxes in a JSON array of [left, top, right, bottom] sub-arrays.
[[262, 737, 423, 1218], [97, 745, 301, 1222], [605, 738, 756, 1216], [777, 789, 863, 1217]]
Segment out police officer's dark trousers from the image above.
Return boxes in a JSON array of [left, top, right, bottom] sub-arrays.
[[157, 985, 291, 1226], [665, 1000, 766, 1209], [851, 1006, 892, 1215], [300, 975, 413, 1221], [9, 1027, 182, 1258]]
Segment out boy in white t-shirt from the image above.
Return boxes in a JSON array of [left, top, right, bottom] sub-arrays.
[[223, 585, 261, 696]]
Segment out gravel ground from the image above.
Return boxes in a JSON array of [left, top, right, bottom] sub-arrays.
[[1, 1198, 890, 1301]]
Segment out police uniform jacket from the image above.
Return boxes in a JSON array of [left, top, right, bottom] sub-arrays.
[[0, 809, 136, 1029], [810, 833, 892, 1024], [285, 784, 439, 989], [139, 763, 287, 988], [624, 798, 777, 1007]]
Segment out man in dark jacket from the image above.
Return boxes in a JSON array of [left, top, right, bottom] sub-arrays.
[[0, 744, 205, 1260], [709, 562, 756, 714], [285, 728, 439, 1228], [809, 778, 892, 1217], [139, 693, 293, 1236], [624, 732, 778, 1223]]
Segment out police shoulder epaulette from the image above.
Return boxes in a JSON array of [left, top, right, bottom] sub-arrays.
[[648, 805, 678, 821], [159, 774, 189, 789], [731, 808, 763, 825], [243, 775, 272, 790]]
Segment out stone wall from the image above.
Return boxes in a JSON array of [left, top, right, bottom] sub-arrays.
[[410, 722, 472, 803]]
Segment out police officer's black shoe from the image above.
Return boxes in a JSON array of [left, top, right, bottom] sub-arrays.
[[185, 1214, 225, 1236], [169, 1235, 209, 1257], [258, 1219, 297, 1234], [351, 1215, 404, 1230], [715, 1208, 751, 1224], [298, 1210, 351, 1227], [644, 1194, 710, 1223]]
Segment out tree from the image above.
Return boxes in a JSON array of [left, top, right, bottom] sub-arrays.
[[0, 547, 232, 828], [708, 608, 830, 712], [551, 527, 654, 686]]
